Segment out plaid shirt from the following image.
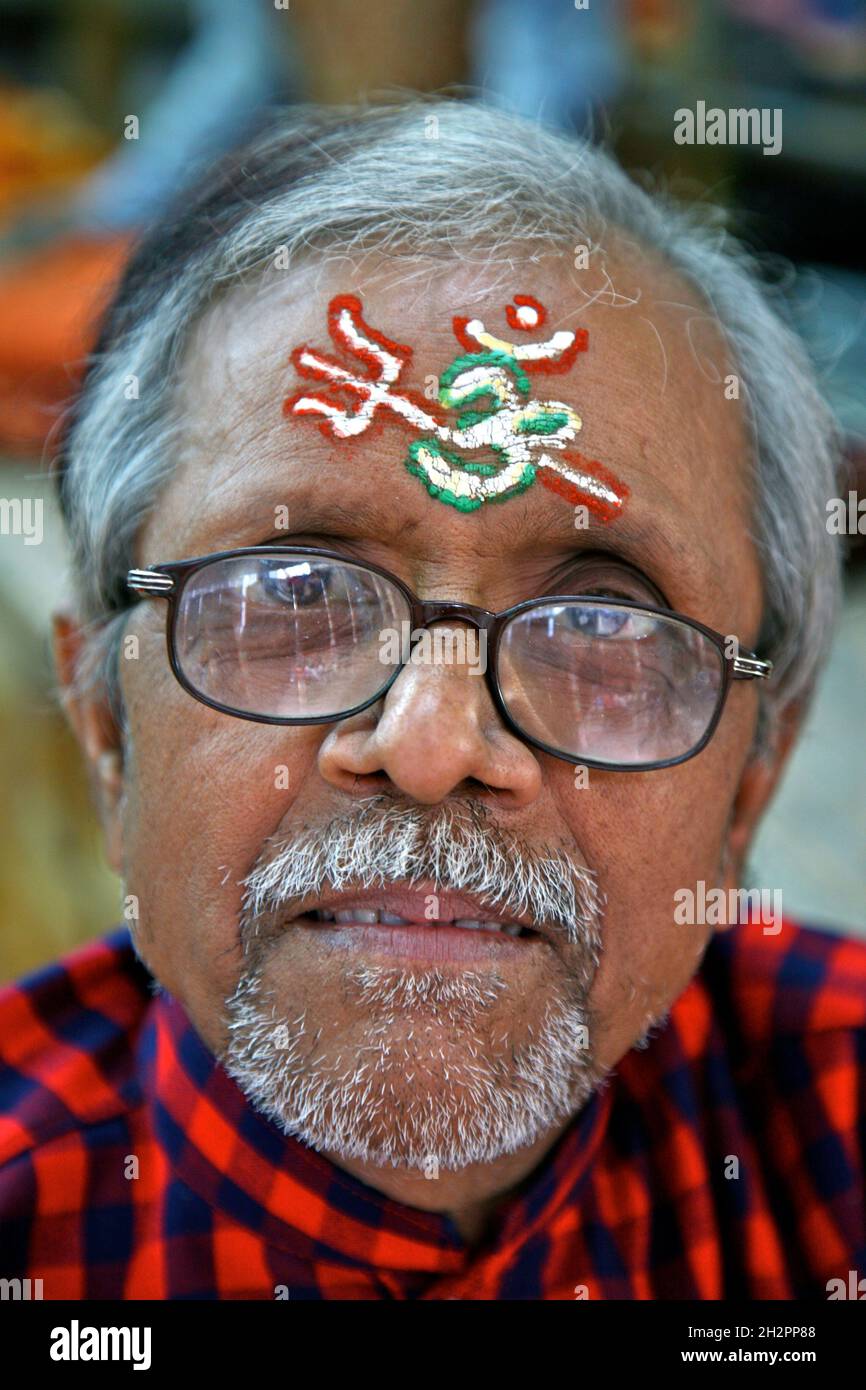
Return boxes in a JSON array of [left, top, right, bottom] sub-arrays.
[[1, 919, 864, 1300]]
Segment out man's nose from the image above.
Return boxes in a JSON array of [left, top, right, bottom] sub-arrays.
[[317, 624, 543, 807]]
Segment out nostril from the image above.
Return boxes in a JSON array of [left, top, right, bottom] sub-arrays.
[[346, 770, 391, 795], [462, 776, 495, 795]]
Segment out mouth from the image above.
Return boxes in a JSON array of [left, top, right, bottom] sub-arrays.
[[284, 886, 547, 963]]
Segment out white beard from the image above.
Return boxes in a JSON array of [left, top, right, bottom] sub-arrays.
[[221, 797, 608, 1171]]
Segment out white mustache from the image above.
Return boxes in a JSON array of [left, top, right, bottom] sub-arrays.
[[239, 795, 605, 951]]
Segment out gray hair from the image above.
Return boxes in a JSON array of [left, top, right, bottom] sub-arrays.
[[56, 98, 842, 746]]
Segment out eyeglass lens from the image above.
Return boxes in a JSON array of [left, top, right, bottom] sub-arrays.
[[498, 601, 722, 766]]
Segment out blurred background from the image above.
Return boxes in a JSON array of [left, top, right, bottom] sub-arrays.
[[0, 0, 864, 981]]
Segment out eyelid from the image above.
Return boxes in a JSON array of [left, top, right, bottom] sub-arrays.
[[255, 533, 322, 549], [254, 533, 358, 558], [556, 553, 670, 607]]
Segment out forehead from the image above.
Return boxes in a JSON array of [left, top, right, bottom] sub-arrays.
[[140, 248, 761, 628]]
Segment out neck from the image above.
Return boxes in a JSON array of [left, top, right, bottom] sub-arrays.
[[325, 1117, 573, 1245]]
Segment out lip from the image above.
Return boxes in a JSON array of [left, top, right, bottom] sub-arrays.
[[291, 917, 541, 963], [283, 882, 548, 964]]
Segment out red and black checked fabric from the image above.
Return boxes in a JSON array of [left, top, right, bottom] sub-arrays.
[[1, 920, 864, 1299]]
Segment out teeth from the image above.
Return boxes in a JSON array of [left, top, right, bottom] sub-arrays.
[[311, 908, 524, 936], [448, 919, 525, 936]]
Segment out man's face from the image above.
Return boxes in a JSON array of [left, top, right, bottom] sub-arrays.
[[108, 249, 767, 1188]]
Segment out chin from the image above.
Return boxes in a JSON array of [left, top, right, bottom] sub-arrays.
[[221, 959, 604, 1171]]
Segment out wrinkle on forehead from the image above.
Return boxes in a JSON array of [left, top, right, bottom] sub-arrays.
[[145, 246, 761, 634]]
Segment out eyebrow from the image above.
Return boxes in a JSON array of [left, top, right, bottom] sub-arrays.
[[190, 491, 427, 552]]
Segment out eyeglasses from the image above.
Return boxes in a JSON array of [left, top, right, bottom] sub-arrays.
[[126, 546, 773, 772]]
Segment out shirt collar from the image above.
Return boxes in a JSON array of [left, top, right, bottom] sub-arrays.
[[140, 990, 614, 1278]]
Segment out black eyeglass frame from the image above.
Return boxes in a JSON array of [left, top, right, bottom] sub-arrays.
[[127, 545, 774, 773]]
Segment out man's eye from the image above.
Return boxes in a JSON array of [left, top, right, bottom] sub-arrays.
[[260, 564, 329, 606], [567, 606, 630, 637]]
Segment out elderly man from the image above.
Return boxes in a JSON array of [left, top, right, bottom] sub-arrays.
[[1, 101, 863, 1301]]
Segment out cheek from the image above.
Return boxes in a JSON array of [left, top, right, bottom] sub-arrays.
[[120, 662, 319, 1006], [548, 707, 749, 1059]]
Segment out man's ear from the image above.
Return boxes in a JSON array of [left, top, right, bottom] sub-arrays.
[[53, 608, 125, 875], [719, 697, 802, 921]]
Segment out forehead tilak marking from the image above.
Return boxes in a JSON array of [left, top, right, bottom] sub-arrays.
[[284, 294, 629, 519]]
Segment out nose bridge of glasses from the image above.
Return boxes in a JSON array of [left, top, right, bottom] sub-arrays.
[[413, 599, 496, 633]]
